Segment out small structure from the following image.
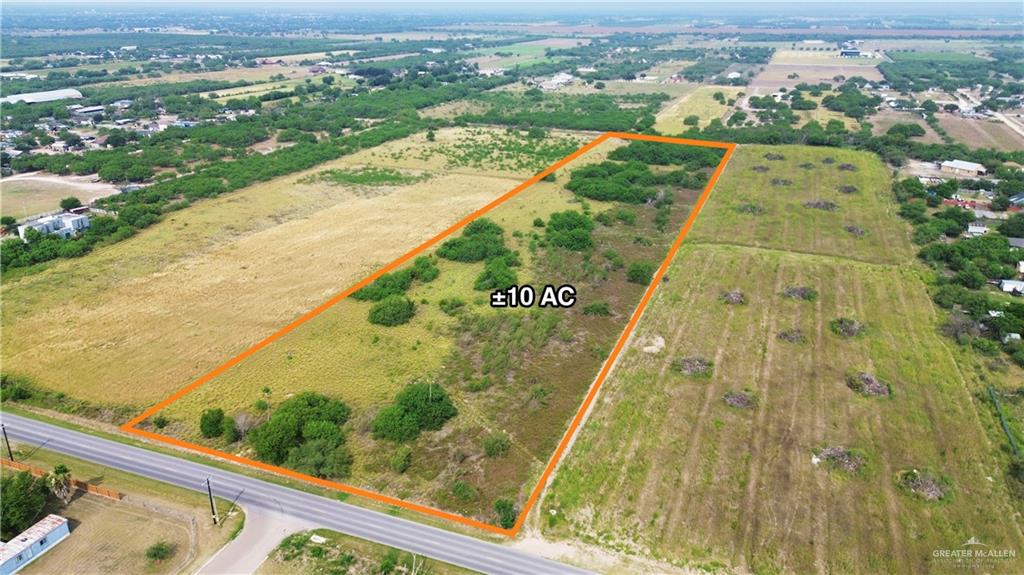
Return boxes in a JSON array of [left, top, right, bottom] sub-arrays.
[[1009, 193, 1024, 207], [940, 160, 987, 177], [0, 89, 83, 105], [1009, 237, 1024, 249], [967, 224, 988, 237], [1018, 261, 1024, 276], [17, 213, 91, 241], [999, 279, 1024, 295], [540, 72, 574, 91], [839, 49, 862, 58], [0, 515, 70, 575], [1004, 333, 1022, 344]]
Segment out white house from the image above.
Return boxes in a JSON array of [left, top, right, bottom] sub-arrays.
[[998, 279, 1024, 294], [17, 213, 90, 241], [0, 515, 70, 575], [967, 224, 988, 237]]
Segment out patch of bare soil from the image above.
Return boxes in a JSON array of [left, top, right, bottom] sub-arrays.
[[771, 178, 793, 186], [837, 185, 859, 194], [777, 328, 806, 343], [723, 390, 757, 409], [735, 202, 765, 215], [782, 285, 818, 301], [830, 317, 866, 337], [804, 200, 839, 211], [752, 165, 770, 173], [843, 225, 866, 236], [838, 163, 858, 171], [764, 152, 785, 161], [674, 356, 713, 378], [721, 289, 746, 305], [640, 335, 666, 354], [899, 469, 949, 501], [846, 372, 890, 397], [816, 446, 865, 474]]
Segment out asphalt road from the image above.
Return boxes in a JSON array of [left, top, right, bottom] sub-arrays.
[[1, 413, 590, 575]]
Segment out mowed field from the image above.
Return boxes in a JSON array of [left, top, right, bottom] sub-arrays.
[[1, 173, 121, 218], [654, 86, 742, 133], [1, 128, 569, 413], [690, 145, 913, 265], [541, 145, 1024, 574]]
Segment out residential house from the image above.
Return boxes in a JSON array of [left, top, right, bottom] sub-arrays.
[[540, 72, 574, 91], [966, 224, 988, 237], [17, 213, 91, 241], [940, 160, 987, 177], [0, 515, 70, 575]]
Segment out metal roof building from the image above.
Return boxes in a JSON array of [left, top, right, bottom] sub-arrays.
[[0, 514, 70, 575], [0, 89, 83, 105]]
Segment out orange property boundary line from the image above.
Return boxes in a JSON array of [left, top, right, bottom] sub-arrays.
[[121, 132, 737, 537]]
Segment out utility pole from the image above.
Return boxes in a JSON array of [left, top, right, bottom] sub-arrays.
[[205, 478, 220, 525], [1, 424, 13, 460]]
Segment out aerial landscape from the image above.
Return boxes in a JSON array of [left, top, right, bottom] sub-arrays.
[[0, 2, 1022, 574]]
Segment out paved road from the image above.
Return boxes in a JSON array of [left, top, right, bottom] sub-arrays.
[[1, 413, 590, 575]]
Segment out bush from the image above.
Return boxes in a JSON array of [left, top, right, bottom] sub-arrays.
[[389, 446, 412, 473], [59, 196, 82, 211], [452, 480, 477, 501], [532, 217, 545, 227], [483, 433, 511, 457], [222, 417, 239, 443], [474, 256, 517, 291], [583, 302, 611, 316], [627, 261, 657, 284], [439, 297, 465, 316], [153, 415, 168, 429], [437, 218, 509, 262], [368, 295, 416, 326], [494, 499, 517, 529], [546, 210, 594, 251], [372, 382, 457, 442], [200, 408, 225, 438], [248, 392, 350, 466], [146, 541, 174, 563]]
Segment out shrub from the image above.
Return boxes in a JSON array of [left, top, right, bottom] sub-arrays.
[[483, 433, 511, 457], [452, 480, 477, 501], [439, 297, 465, 316], [583, 302, 611, 316], [153, 415, 168, 429], [474, 256, 517, 291], [389, 446, 412, 473], [200, 408, 225, 438], [372, 382, 457, 442], [437, 218, 509, 262], [494, 499, 517, 529], [532, 217, 545, 227], [368, 295, 416, 326], [627, 261, 657, 284], [248, 392, 350, 465], [59, 196, 82, 211], [146, 541, 174, 563], [222, 417, 240, 443], [546, 210, 594, 251]]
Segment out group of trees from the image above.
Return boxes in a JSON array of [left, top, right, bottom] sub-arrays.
[[372, 381, 457, 442], [353, 256, 439, 326], [458, 92, 665, 133], [437, 218, 520, 292], [566, 160, 707, 204], [545, 210, 595, 251], [1, 464, 74, 541], [247, 392, 354, 479]]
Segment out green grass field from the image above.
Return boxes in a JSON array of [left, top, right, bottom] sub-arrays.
[[887, 51, 986, 63], [541, 144, 1024, 574], [691, 145, 913, 265]]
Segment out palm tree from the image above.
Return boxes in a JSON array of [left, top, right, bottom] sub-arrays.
[[47, 464, 73, 505]]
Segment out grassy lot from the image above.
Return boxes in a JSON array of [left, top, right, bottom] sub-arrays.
[[750, 62, 884, 90], [541, 144, 1024, 574], [204, 74, 354, 103], [869, 109, 945, 144], [936, 115, 1024, 152], [154, 136, 717, 526], [0, 174, 121, 218], [770, 49, 883, 66], [0, 128, 555, 414], [654, 86, 742, 133], [259, 529, 474, 575], [690, 145, 913, 265], [5, 445, 242, 575], [469, 41, 566, 69]]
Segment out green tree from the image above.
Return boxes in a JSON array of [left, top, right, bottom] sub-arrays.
[[47, 464, 73, 505], [627, 261, 657, 284], [1, 472, 48, 540], [494, 499, 517, 529], [200, 408, 225, 438], [372, 381, 457, 442], [59, 196, 82, 211], [368, 295, 416, 326]]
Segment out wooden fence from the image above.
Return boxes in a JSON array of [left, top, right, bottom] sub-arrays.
[[2, 458, 122, 501]]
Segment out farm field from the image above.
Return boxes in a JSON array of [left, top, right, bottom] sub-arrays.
[[689, 145, 913, 265], [750, 62, 883, 90], [5, 445, 242, 575], [259, 529, 472, 575], [1, 128, 575, 415], [468, 40, 572, 69], [936, 115, 1024, 152], [869, 109, 945, 144], [541, 144, 1024, 574], [204, 74, 355, 103], [770, 49, 884, 66], [144, 135, 725, 529], [0, 173, 121, 218], [654, 86, 741, 133]]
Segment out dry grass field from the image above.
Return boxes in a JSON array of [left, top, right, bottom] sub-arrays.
[[541, 144, 1024, 574], [936, 115, 1024, 152], [1, 128, 564, 413], [1, 173, 121, 218], [869, 109, 945, 144], [654, 86, 742, 133], [750, 59, 884, 91]]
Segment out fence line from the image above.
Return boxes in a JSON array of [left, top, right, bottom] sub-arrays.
[[1, 458, 122, 500]]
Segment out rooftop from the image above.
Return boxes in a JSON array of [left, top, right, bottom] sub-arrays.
[[0, 514, 68, 561], [0, 88, 83, 105], [941, 159, 986, 172]]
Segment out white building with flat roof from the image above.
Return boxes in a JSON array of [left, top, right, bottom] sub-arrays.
[[0, 515, 70, 575], [0, 89, 83, 105], [17, 213, 90, 241]]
